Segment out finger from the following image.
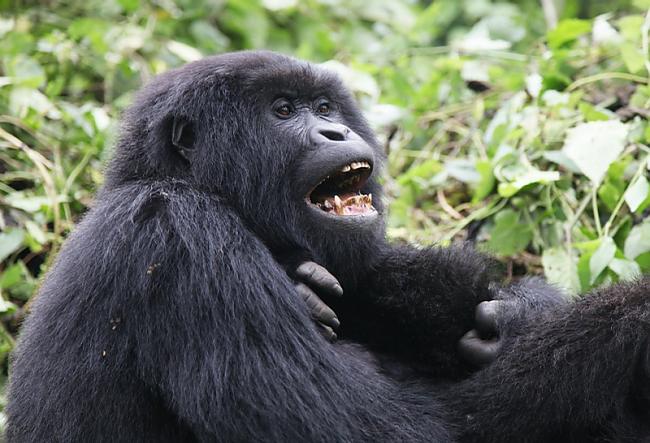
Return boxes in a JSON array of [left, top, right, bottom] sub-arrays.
[[458, 329, 501, 367], [296, 283, 340, 330], [475, 300, 500, 337], [317, 324, 338, 342], [295, 261, 343, 297]]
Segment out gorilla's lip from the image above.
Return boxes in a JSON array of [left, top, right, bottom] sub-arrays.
[[305, 159, 377, 218]]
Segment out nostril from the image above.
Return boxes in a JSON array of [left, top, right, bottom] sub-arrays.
[[319, 129, 346, 142]]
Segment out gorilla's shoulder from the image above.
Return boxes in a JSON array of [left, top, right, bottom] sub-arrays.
[[85, 180, 241, 246]]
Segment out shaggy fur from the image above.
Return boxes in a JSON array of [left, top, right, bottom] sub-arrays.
[[6, 51, 650, 442]]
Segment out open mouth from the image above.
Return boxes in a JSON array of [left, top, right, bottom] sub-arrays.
[[307, 161, 375, 216]]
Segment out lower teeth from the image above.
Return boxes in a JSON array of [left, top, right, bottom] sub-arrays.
[[316, 193, 373, 215]]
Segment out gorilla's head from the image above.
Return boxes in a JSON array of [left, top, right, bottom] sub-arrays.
[[107, 51, 386, 282]]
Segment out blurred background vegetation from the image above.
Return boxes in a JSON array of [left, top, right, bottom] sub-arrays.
[[0, 0, 649, 430]]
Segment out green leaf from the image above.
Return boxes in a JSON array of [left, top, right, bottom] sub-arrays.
[[578, 102, 612, 122], [486, 210, 532, 256], [608, 258, 641, 281], [543, 150, 581, 173], [166, 41, 203, 62], [620, 42, 646, 74], [562, 120, 628, 185], [617, 15, 645, 41], [472, 160, 495, 202], [598, 182, 622, 211], [542, 247, 580, 294], [589, 237, 616, 284], [117, 0, 140, 13], [497, 169, 559, 197], [397, 159, 443, 190], [547, 19, 591, 49], [9, 87, 62, 119], [0, 297, 17, 314], [625, 175, 649, 212], [24, 220, 47, 245], [5, 55, 45, 88], [0, 229, 25, 262], [624, 221, 650, 260], [0, 263, 22, 288], [262, 0, 297, 10], [445, 159, 480, 184], [5, 194, 52, 212], [636, 251, 650, 272]]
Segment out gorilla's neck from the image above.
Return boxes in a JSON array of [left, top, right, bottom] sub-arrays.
[[303, 221, 387, 292]]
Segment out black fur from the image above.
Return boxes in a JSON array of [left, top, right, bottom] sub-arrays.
[[6, 51, 650, 442]]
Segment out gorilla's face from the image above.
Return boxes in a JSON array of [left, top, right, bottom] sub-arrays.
[[219, 52, 386, 245], [269, 94, 378, 226]]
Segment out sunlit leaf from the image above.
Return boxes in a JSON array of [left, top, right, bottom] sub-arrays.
[[547, 19, 591, 49], [497, 169, 559, 197], [624, 221, 650, 260], [542, 247, 580, 294], [589, 237, 616, 284], [562, 121, 628, 185], [608, 258, 641, 281], [0, 230, 25, 262], [625, 175, 649, 212], [167, 41, 203, 62], [6, 55, 45, 88]]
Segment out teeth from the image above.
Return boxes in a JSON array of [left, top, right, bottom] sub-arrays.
[[350, 161, 370, 170], [340, 161, 370, 173], [334, 195, 343, 214]]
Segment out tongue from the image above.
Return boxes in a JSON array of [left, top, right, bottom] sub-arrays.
[[324, 194, 373, 215]]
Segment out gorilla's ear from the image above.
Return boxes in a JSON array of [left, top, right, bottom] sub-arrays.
[[171, 117, 195, 161]]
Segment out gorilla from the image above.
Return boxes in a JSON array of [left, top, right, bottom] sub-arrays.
[[6, 51, 650, 442]]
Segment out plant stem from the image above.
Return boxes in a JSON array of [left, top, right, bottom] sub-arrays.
[[603, 154, 650, 237], [592, 187, 602, 237]]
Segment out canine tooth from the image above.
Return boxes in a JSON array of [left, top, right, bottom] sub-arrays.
[[341, 165, 351, 173], [334, 195, 343, 214]]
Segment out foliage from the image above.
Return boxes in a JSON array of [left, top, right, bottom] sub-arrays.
[[0, 0, 649, 429]]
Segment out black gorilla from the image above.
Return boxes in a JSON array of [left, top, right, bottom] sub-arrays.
[[6, 51, 650, 442]]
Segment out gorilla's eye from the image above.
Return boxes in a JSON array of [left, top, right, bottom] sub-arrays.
[[274, 101, 294, 118], [317, 102, 330, 116]]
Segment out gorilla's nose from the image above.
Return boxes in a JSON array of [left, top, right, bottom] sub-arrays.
[[310, 123, 356, 144]]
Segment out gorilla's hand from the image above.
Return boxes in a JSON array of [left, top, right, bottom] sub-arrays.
[[458, 277, 570, 367], [293, 261, 343, 342], [458, 300, 503, 367]]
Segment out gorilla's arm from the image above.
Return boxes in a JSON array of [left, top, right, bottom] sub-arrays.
[[447, 277, 650, 442], [130, 185, 452, 442], [334, 244, 501, 378]]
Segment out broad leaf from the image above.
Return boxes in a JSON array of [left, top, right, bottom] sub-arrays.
[[624, 221, 650, 260], [0, 229, 25, 262], [589, 237, 616, 284], [542, 247, 580, 294], [624, 175, 649, 212], [562, 121, 628, 185]]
